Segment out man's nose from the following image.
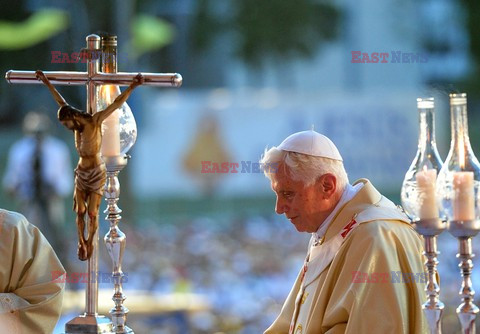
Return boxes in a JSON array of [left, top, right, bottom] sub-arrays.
[[275, 198, 288, 215]]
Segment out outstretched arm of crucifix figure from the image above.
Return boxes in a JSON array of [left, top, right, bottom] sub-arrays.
[[35, 70, 68, 107], [94, 73, 145, 124]]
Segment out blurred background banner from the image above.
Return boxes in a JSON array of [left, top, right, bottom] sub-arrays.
[[1, 0, 480, 333], [134, 89, 424, 198]]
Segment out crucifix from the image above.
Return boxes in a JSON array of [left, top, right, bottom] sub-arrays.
[[5, 34, 182, 333]]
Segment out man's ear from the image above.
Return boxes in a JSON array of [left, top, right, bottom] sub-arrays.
[[319, 173, 337, 199]]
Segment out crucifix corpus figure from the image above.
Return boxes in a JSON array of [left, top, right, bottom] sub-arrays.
[[35, 70, 144, 261]]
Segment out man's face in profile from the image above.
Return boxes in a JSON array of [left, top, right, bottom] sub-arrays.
[[270, 164, 333, 233]]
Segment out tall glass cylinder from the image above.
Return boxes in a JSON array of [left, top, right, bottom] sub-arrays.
[[436, 93, 480, 333], [98, 35, 137, 157]]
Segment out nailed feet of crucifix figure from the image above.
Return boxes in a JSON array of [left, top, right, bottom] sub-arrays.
[[35, 70, 144, 261]]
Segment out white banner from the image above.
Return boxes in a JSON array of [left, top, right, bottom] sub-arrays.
[[131, 89, 447, 198]]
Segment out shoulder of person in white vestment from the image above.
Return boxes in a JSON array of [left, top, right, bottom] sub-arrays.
[[322, 178, 411, 242], [0, 208, 31, 231], [0, 208, 66, 282], [0, 208, 66, 333]]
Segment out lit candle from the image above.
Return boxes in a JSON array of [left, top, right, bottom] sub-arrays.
[[101, 110, 120, 156], [416, 169, 438, 219], [452, 171, 475, 221], [100, 85, 121, 157]]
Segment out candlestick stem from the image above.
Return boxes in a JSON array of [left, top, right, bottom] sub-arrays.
[[423, 235, 444, 334], [103, 156, 132, 333], [456, 237, 479, 333]]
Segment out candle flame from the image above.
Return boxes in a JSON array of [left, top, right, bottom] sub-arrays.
[[98, 85, 116, 105]]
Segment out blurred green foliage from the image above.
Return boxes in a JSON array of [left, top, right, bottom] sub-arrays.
[[130, 14, 175, 59], [0, 9, 68, 49], [190, 0, 341, 67]]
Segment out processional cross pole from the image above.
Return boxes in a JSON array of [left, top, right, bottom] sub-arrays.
[[5, 34, 182, 333]]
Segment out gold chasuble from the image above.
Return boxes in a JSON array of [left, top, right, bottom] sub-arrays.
[[0, 209, 65, 333], [265, 179, 428, 334]]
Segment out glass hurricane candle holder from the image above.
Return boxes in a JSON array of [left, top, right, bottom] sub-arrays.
[[401, 97, 444, 225], [97, 84, 137, 157], [436, 93, 480, 227], [98, 35, 137, 158], [99, 35, 136, 333], [436, 93, 480, 333], [401, 97, 444, 334]]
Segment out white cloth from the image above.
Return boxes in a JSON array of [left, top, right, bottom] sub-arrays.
[[312, 183, 363, 245], [0, 209, 65, 333]]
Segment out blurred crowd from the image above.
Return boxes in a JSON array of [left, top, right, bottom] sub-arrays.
[[57, 213, 309, 333], [119, 214, 309, 333]]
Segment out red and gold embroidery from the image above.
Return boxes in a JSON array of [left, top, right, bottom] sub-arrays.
[[341, 219, 358, 238]]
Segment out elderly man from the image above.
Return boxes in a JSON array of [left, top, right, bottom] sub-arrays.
[[261, 130, 427, 334]]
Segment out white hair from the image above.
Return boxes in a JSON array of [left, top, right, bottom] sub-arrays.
[[260, 146, 349, 193]]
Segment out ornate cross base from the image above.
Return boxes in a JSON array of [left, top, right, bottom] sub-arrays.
[[65, 314, 113, 334]]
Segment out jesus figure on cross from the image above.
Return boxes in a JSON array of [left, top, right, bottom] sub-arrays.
[[35, 70, 144, 261]]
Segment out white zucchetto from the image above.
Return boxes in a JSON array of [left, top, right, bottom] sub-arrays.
[[277, 130, 343, 161]]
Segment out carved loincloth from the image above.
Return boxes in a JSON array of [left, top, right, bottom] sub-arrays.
[[74, 163, 106, 197]]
